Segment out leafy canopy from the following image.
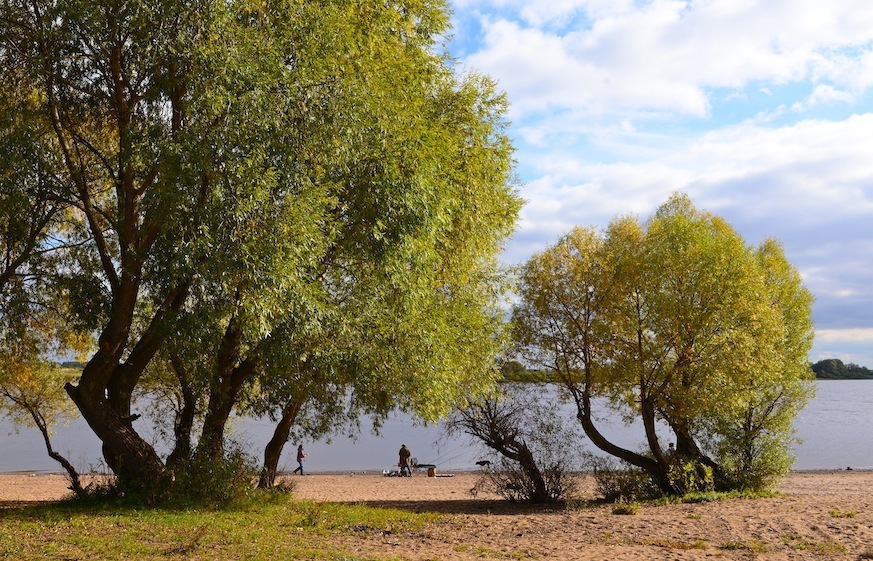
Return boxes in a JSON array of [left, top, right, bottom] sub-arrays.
[[512, 193, 814, 493]]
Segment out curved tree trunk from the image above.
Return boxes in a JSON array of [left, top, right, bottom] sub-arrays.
[[37, 418, 86, 497], [166, 356, 199, 469], [66, 380, 167, 491], [66, 283, 188, 490], [455, 397, 553, 502], [572, 387, 674, 495], [197, 315, 258, 461], [514, 444, 550, 502], [640, 397, 679, 493], [258, 399, 303, 489], [67, 318, 168, 491], [1, 383, 90, 497], [666, 416, 723, 481]]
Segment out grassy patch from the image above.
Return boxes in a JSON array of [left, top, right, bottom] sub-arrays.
[[0, 493, 438, 560], [780, 533, 846, 556], [641, 537, 708, 550], [654, 488, 778, 505], [828, 507, 857, 518], [719, 539, 768, 553], [611, 498, 640, 515]]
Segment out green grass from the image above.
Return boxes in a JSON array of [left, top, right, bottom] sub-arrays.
[[0, 493, 438, 560], [828, 507, 857, 518], [653, 488, 778, 505], [780, 533, 847, 556], [641, 537, 708, 550], [719, 539, 768, 553], [611, 498, 640, 515]]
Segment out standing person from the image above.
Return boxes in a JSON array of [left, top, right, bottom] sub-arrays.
[[399, 444, 412, 477], [293, 444, 308, 475]]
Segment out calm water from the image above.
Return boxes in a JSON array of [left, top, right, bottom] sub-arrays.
[[1, 380, 871, 474]]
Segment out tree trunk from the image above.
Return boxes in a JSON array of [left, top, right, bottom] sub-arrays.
[[640, 397, 678, 493], [28, 404, 86, 497], [572, 388, 674, 494], [197, 363, 254, 460], [197, 316, 244, 460], [106, 283, 190, 458], [515, 444, 550, 502], [258, 399, 303, 489], [166, 356, 199, 469], [197, 315, 258, 461], [198, 391, 237, 461], [67, 283, 169, 490], [458, 399, 555, 502], [66, 379, 167, 491], [67, 282, 188, 487], [668, 416, 720, 471]]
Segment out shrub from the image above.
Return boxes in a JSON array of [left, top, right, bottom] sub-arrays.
[[476, 457, 578, 503], [165, 442, 259, 507], [668, 458, 714, 494], [448, 383, 585, 503], [592, 457, 662, 502], [611, 497, 639, 515]]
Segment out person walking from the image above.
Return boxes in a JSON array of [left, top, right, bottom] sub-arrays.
[[398, 444, 412, 477], [293, 444, 308, 475]]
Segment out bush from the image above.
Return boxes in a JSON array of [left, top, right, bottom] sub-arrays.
[[167, 444, 259, 507], [668, 458, 714, 494], [448, 383, 585, 503], [611, 497, 640, 515], [592, 457, 662, 502], [476, 457, 578, 502], [270, 476, 298, 494], [66, 442, 260, 507], [706, 429, 795, 492]]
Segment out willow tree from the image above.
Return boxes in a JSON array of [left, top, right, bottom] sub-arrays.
[[0, 76, 64, 301], [513, 193, 814, 494], [142, 5, 518, 479], [1, 0, 519, 492]]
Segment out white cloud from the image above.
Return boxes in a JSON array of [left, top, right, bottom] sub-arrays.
[[457, 0, 873, 119], [811, 329, 873, 367], [815, 328, 873, 343], [792, 84, 855, 112], [452, 1, 873, 364], [504, 115, 873, 340]]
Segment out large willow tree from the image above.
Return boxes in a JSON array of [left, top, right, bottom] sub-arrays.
[[513, 194, 813, 494], [0, 0, 519, 492]]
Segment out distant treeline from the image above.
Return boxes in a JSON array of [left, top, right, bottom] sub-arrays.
[[58, 361, 85, 369], [503, 359, 873, 382], [811, 359, 873, 380]]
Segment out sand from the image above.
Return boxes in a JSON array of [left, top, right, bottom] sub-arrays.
[[2, 470, 872, 560]]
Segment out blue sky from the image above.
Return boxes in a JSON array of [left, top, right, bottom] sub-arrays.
[[447, 0, 873, 367]]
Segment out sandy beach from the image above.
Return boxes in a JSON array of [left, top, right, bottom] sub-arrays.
[[2, 470, 872, 560]]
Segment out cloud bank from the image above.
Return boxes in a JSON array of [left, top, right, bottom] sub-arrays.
[[451, 0, 873, 365]]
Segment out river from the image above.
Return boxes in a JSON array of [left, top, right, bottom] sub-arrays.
[[1, 380, 871, 474]]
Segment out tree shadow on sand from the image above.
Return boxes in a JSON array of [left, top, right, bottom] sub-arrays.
[[330, 499, 573, 515]]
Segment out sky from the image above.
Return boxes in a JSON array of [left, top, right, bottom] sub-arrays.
[[446, 0, 873, 368]]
